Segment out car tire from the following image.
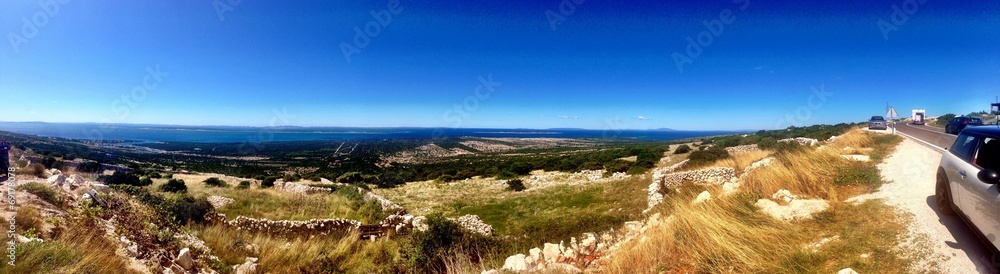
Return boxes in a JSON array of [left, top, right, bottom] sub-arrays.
[[936, 171, 956, 216]]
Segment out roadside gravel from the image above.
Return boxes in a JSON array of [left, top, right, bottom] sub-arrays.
[[851, 137, 997, 273]]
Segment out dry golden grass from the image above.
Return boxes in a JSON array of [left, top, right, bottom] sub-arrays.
[[193, 223, 403, 273], [0, 216, 138, 274], [740, 148, 846, 200], [604, 129, 912, 273], [606, 193, 797, 273], [710, 149, 772, 172]]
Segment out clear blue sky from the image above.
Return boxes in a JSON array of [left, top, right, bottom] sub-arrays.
[[1, 0, 999, 130]]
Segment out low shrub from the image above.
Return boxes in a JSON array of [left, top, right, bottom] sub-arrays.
[[688, 146, 731, 167], [139, 177, 153, 186], [261, 177, 278, 188], [674, 144, 691, 154], [16, 182, 65, 208], [15, 163, 45, 178], [407, 214, 500, 273], [203, 177, 228, 187], [237, 180, 251, 189], [159, 179, 187, 193], [506, 179, 526, 192], [76, 162, 103, 173], [162, 195, 212, 225], [834, 161, 882, 189], [103, 172, 145, 187]]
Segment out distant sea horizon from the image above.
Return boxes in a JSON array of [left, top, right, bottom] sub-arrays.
[[0, 122, 746, 143]]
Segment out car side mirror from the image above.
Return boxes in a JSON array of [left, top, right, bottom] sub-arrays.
[[978, 169, 1000, 185]]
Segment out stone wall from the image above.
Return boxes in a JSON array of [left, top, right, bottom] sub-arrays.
[[725, 144, 759, 153], [779, 137, 819, 147], [272, 181, 330, 195], [211, 214, 361, 238]]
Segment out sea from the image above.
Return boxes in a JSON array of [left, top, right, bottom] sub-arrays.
[[0, 122, 741, 143]]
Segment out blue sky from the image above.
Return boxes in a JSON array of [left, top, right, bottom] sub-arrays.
[[1, 0, 999, 131]]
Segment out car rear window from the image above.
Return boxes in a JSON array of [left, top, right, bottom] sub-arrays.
[[951, 133, 981, 163], [971, 118, 983, 124]]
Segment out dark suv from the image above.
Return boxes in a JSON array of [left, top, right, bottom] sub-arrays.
[[945, 116, 984, 134], [937, 126, 1000, 255]]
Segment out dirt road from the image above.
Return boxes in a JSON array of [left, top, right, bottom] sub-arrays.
[[853, 135, 997, 273]]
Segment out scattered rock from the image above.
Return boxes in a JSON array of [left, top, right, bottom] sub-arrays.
[[207, 196, 235, 209], [412, 216, 429, 232], [755, 198, 829, 221], [503, 254, 531, 272], [233, 257, 258, 274], [47, 174, 66, 186], [722, 181, 740, 195], [170, 264, 186, 274], [692, 191, 712, 204], [481, 270, 500, 274], [91, 183, 110, 193], [837, 268, 859, 274], [175, 248, 194, 270], [543, 243, 562, 263], [453, 214, 493, 236], [529, 247, 543, 262], [771, 189, 798, 204]]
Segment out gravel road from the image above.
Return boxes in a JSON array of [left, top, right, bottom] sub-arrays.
[[852, 135, 997, 273]]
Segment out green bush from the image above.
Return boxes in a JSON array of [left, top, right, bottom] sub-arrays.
[[283, 173, 301, 182], [103, 172, 145, 187], [688, 146, 731, 167], [203, 177, 227, 187], [408, 214, 499, 273], [261, 176, 278, 188], [626, 166, 648, 175], [162, 195, 212, 225], [935, 113, 956, 127], [237, 180, 251, 189], [164, 174, 173, 179], [506, 179, 526, 192], [159, 179, 187, 193], [834, 161, 882, 189], [148, 172, 162, 179], [674, 144, 691, 154], [139, 177, 153, 186], [76, 162, 103, 173]]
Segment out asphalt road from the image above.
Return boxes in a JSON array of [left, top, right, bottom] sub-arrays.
[[893, 123, 957, 151]]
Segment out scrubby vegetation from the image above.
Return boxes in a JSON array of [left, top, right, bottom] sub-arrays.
[[159, 178, 188, 193], [607, 127, 912, 273], [17, 182, 66, 208]]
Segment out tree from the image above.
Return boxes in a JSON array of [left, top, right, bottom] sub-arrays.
[[506, 179, 526, 192], [674, 144, 691, 154], [76, 162, 104, 173], [159, 179, 188, 193], [935, 113, 956, 127], [203, 177, 227, 187], [104, 172, 144, 186], [139, 177, 153, 186], [261, 176, 278, 188]]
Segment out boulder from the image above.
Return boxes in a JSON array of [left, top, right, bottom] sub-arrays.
[[503, 254, 530, 272], [170, 264, 185, 274], [412, 216, 428, 232], [175, 248, 194, 270], [91, 183, 110, 193], [837, 268, 859, 274], [772, 189, 797, 203], [722, 181, 740, 195], [529, 247, 543, 262], [234, 257, 258, 274], [580, 233, 597, 251], [542, 243, 561, 263], [47, 174, 66, 186], [692, 191, 712, 204]]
